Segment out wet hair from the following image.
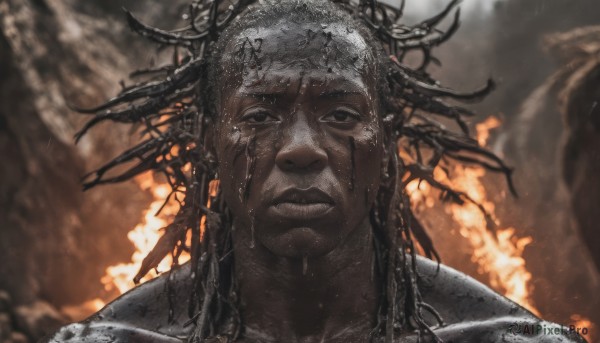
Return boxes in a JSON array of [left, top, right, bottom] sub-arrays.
[[76, 1, 515, 342]]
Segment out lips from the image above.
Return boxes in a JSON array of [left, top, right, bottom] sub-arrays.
[[273, 187, 334, 205], [270, 188, 334, 220]]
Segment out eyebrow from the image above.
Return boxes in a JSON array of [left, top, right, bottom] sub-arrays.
[[238, 89, 365, 100], [238, 91, 285, 100], [318, 90, 365, 98]]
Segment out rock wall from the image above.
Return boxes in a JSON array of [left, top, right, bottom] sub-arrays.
[[0, 0, 185, 340]]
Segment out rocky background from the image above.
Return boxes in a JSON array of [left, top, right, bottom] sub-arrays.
[[0, 0, 187, 340], [1, 0, 599, 342]]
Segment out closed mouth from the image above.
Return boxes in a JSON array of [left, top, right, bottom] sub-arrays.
[[272, 187, 334, 206], [270, 188, 334, 220]]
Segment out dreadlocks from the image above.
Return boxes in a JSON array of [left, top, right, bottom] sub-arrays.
[[75, 1, 515, 342]]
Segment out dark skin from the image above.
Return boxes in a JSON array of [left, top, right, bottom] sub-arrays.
[[45, 20, 587, 343], [214, 22, 382, 341]]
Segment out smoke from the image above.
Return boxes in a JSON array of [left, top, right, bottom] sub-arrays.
[[402, 0, 505, 19]]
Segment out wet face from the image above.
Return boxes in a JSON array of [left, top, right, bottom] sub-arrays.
[[214, 19, 385, 258]]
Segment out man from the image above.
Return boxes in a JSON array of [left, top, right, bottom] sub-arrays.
[[45, 0, 587, 342]]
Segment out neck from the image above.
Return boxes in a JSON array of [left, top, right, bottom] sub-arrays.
[[232, 219, 378, 342]]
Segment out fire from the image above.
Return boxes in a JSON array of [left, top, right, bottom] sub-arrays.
[[60, 298, 106, 322], [445, 166, 537, 314], [101, 172, 190, 295], [408, 116, 540, 315], [570, 314, 595, 342], [476, 116, 502, 147]]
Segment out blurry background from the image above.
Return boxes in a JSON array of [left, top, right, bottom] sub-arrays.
[[0, 0, 599, 342]]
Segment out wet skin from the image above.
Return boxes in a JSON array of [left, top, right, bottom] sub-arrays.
[[214, 21, 383, 259], [213, 21, 382, 340], [45, 257, 587, 343], [45, 19, 586, 343]]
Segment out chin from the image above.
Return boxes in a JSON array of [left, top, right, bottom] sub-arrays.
[[262, 227, 337, 258]]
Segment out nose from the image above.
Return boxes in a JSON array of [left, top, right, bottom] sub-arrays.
[[275, 113, 328, 172]]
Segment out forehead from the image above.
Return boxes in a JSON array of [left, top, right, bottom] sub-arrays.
[[217, 20, 377, 96], [225, 20, 372, 67]]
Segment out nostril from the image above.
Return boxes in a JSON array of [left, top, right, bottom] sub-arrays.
[[275, 118, 328, 171], [276, 144, 328, 172]]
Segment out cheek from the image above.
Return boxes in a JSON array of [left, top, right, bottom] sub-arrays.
[[216, 127, 246, 205], [350, 125, 383, 205], [216, 126, 279, 212]]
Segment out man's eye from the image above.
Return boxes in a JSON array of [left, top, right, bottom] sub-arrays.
[[241, 110, 277, 124], [322, 110, 360, 123]]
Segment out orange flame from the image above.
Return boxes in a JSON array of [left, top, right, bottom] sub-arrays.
[[570, 314, 595, 342], [60, 298, 106, 321], [101, 172, 190, 295], [408, 116, 540, 315], [476, 116, 502, 147]]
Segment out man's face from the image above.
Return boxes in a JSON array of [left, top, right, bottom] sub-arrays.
[[214, 20, 384, 258]]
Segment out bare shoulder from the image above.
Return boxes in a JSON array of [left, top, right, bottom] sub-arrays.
[[44, 322, 185, 343], [44, 257, 586, 343], [43, 263, 194, 342], [414, 255, 531, 323], [411, 255, 587, 343]]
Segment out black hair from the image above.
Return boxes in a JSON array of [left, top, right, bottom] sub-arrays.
[[75, 1, 515, 342]]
